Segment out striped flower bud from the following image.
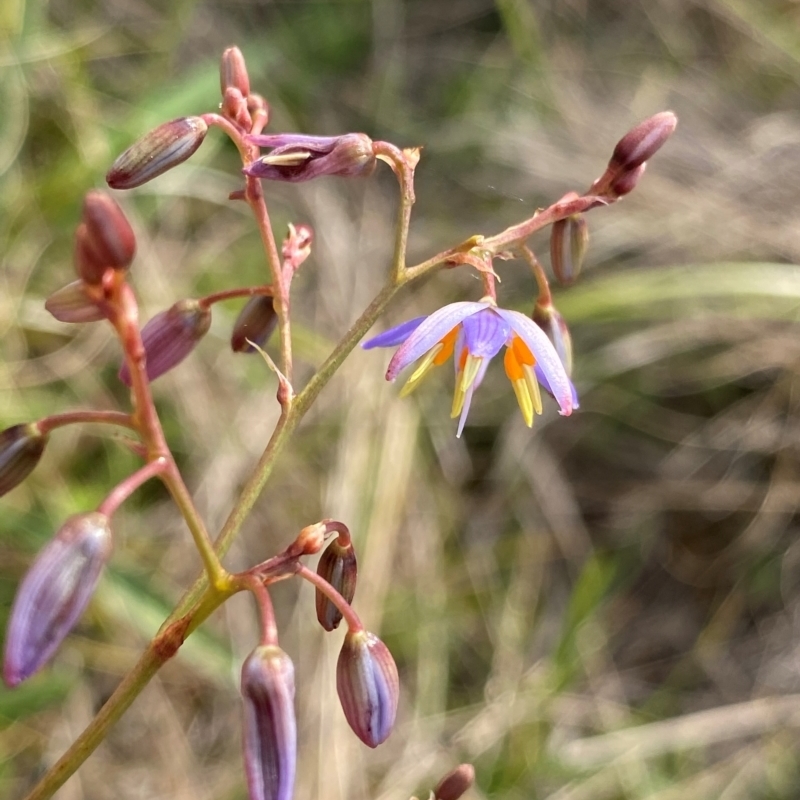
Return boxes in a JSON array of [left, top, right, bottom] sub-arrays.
[[45, 280, 105, 323], [0, 423, 48, 497], [337, 630, 399, 747], [434, 764, 476, 800], [549, 214, 588, 286], [106, 117, 208, 190], [315, 539, 357, 631], [241, 646, 297, 800], [3, 512, 112, 687], [231, 296, 277, 353], [609, 111, 677, 173], [220, 46, 250, 97], [119, 299, 211, 386], [243, 133, 376, 182]]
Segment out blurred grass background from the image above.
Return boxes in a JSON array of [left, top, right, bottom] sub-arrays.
[[3, 0, 800, 798]]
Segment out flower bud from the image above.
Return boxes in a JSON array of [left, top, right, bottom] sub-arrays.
[[220, 46, 250, 97], [0, 423, 48, 497], [315, 539, 357, 631], [533, 303, 573, 377], [549, 214, 588, 286], [434, 764, 476, 800], [241, 646, 297, 800], [3, 512, 112, 686], [243, 133, 376, 182], [45, 280, 105, 323], [231, 296, 277, 353], [337, 630, 399, 747], [609, 111, 677, 173], [119, 299, 211, 386], [106, 117, 208, 190], [81, 191, 137, 273]]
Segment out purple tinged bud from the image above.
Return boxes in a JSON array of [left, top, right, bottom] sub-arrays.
[[434, 764, 476, 800], [231, 296, 278, 353], [220, 46, 251, 97], [243, 133, 376, 183], [550, 214, 589, 286], [336, 630, 399, 747], [106, 117, 209, 190], [45, 280, 105, 323], [609, 111, 677, 172], [0, 424, 48, 497], [315, 539, 358, 631], [241, 646, 297, 800], [3, 512, 112, 686], [119, 299, 212, 386]]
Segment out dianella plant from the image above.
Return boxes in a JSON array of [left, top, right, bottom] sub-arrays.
[[0, 46, 676, 800]]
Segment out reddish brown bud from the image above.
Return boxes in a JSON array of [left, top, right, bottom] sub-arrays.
[[45, 280, 105, 323], [337, 630, 399, 747], [609, 111, 677, 173], [316, 539, 357, 631], [434, 764, 476, 800], [106, 117, 208, 190], [119, 299, 212, 385], [3, 512, 112, 686], [220, 46, 250, 97], [231, 296, 277, 353], [0, 423, 48, 497], [241, 646, 297, 800], [80, 191, 136, 276], [550, 214, 588, 286]]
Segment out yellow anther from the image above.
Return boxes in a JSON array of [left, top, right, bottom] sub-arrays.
[[523, 365, 543, 415], [400, 344, 442, 397], [511, 379, 534, 427]]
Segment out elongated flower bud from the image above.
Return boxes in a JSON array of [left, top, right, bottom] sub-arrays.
[[119, 299, 211, 386], [337, 630, 399, 747], [3, 512, 112, 686], [241, 646, 297, 800], [106, 117, 208, 190], [550, 214, 588, 286], [220, 46, 250, 97], [231, 296, 277, 353], [609, 111, 677, 173], [434, 764, 476, 800], [45, 280, 105, 323], [315, 539, 357, 631], [0, 423, 48, 497]]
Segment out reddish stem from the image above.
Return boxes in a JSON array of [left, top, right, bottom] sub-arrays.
[[37, 410, 137, 436], [296, 564, 363, 633], [98, 458, 167, 517], [197, 284, 274, 310]]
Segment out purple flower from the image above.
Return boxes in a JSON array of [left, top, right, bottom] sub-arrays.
[[363, 299, 577, 437], [243, 133, 375, 182]]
